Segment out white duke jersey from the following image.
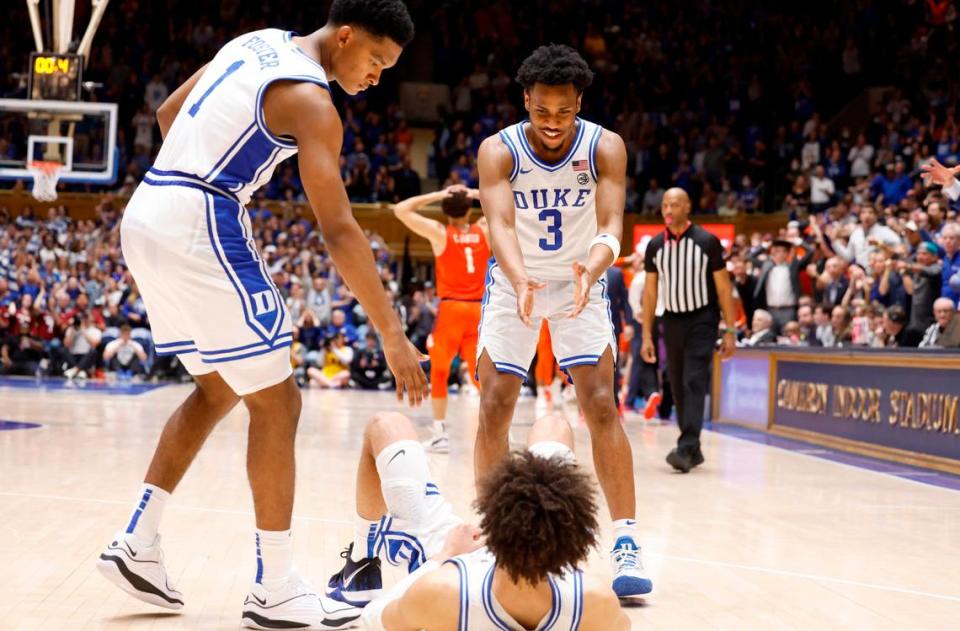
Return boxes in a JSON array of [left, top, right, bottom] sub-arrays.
[[148, 28, 327, 204], [498, 119, 605, 281], [446, 549, 585, 631]]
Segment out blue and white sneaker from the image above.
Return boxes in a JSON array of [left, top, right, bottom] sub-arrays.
[[325, 543, 383, 607], [611, 536, 653, 597]]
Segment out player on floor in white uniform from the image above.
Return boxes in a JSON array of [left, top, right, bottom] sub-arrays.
[[318, 411, 629, 630], [96, 2, 428, 629], [474, 45, 651, 598]]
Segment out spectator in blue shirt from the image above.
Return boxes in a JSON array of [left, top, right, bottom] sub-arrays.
[[824, 147, 849, 188], [869, 169, 886, 199], [869, 251, 908, 310], [14, 208, 38, 230], [249, 193, 273, 222], [120, 291, 149, 327], [740, 175, 760, 213], [345, 138, 370, 172], [323, 309, 359, 345], [19, 269, 42, 301], [479, 103, 498, 136], [672, 158, 693, 191], [879, 162, 912, 205], [370, 136, 390, 172], [935, 138, 958, 165], [63, 276, 83, 301], [940, 223, 960, 306], [451, 155, 473, 184]]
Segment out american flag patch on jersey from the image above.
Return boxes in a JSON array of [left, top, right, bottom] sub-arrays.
[[572, 159, 588, 171]]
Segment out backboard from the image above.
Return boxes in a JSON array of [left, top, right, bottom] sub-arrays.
[[0, 98, 118, 185]]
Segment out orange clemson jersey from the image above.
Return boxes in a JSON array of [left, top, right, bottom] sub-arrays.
[[435, 223, 491, 301]]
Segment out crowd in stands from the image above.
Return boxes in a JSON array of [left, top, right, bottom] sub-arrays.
[[428, 0, 960, 350], [4, 164, 957, 387], [3, 2, 957, 213], [717, 175, 960, 349], [0, 199, 428, 385], [427, 0, 960, 216], [3, 1, 960, 387]]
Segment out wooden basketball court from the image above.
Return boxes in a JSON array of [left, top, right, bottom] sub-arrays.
[[1, 382, 958, 629]]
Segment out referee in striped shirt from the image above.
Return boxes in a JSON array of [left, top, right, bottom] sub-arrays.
[[641, 188, 737, 473]]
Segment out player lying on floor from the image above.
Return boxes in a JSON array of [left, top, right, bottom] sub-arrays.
[[321, 411, 630, 630]]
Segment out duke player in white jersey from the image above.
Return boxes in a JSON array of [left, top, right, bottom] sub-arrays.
[[475, 45, 651, 598], [315, 411, 628, 630], [95, 2, 429, 629]]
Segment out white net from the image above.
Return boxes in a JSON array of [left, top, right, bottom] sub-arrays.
[[28, 161, 62, 202]]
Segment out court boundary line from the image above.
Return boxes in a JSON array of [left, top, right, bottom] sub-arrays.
[[706, 424, 960, 493], [0, 491, 352, 525]]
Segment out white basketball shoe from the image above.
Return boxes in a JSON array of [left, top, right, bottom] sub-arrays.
[[423, 426, 450, 454], [611, 536, 654, 597], [241, 572, 362, 629], [96, 531, 184, 609], [423, 433, 450, 453]]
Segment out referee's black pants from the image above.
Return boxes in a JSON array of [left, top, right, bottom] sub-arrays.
[[663, 308, 718, 451]]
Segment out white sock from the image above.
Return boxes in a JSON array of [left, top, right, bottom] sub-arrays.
[[432, 420, 446, 436], [124, 483, 169, 545], [375, 440, 433, 523], [256, 529, 293, 591], [350, 518, 380, 561], [613, 518, 638, 545]]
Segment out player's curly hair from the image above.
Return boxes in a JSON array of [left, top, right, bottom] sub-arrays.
[[328, 0, 415, 47], [441, 190, 471, 217], [516, 44, 594, 93], [475, 450, 598, 585]]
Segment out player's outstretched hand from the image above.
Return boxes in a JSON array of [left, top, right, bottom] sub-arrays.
[[515, 278, 547, 327], [569, 261, 591, 319], [383, 335, 430, 407], [921, 157, 960, 188], [439, 523, 485, 561]]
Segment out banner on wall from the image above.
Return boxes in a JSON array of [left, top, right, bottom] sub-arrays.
[[773, 357, 960, 461], [716, 353, 770, 429]]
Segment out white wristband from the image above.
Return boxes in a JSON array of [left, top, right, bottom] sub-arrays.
[[588, 233, 620, 259], [946, 178, 960, 202]]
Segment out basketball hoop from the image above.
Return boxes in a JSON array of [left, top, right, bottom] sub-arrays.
[[28, 160, 63, 202]]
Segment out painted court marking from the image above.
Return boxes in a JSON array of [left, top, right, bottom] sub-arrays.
[[857, 503, 960, 511], [0, 491, 352, 526], [708, 426, 960, 492], [0, 420, 44, 431]]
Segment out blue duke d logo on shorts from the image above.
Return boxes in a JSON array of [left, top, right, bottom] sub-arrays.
[[206, 194, 285, 342]]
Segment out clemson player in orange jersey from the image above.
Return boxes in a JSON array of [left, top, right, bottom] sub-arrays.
[[534, 322, 560, 414], [393, 185, 490, 452]]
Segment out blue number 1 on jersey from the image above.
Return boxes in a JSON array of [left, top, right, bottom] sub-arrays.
[[188, 60, 245, 117], [538, 208, 563, 251]]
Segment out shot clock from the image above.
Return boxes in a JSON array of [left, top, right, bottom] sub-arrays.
[[28, 52, 83, 101]]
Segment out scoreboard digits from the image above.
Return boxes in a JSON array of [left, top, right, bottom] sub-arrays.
[[28, 52, 83, 101], [34, 55, 74, 75]]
